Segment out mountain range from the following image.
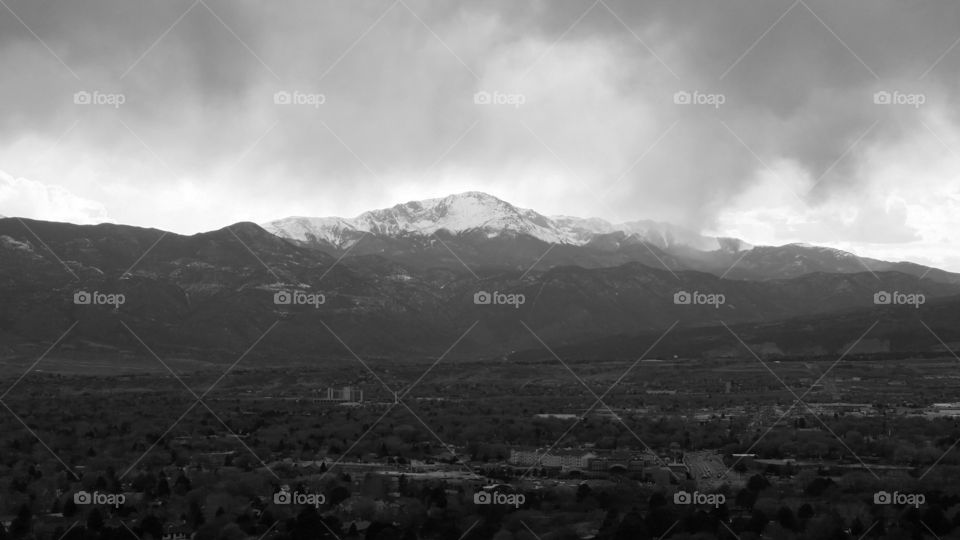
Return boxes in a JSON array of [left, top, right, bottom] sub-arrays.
[[262, 192, 958, 284], [1, 192, 958, 370]]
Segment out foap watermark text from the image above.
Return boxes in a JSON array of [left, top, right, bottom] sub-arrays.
[[274, 489, 326, 508], [674, 290, 725, 308], [874, 490, 925, 508], [473, 90, 525, 108], [274, 290, 325, 308], [673, 90, 725, 108], [474, 290, 525, 309], [274, 90, 326, 107], [674, 490, 725, 508], [74, 90, 126, 108], [74, 290, 125, 307], [473, 490, 525, 508], [74, 490, 126, 508], [874, 290, 924, 308], [873, 90, 925, 108]]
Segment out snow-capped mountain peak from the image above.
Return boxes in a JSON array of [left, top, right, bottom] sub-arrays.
[[261, 192, 742, 250]]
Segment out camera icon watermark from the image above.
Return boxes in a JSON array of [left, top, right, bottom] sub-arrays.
[[73, 90, 126, 108], [74, 490, 126, 508], [673, 490, 725, 508], [273, 489, 326, 508], [74, 290, 125, 307], [873, 490, 925, 508], [273, 90, 326, 108], [473, 290, 525, 309], [473, 490, 525, 508], [673, 290, 725, 309], [873, 290, 924, 309], [473, 90, 525, 108], [873, 90, 925, 108], [673, 90, 725, 109], [274, 289, 325, 308]]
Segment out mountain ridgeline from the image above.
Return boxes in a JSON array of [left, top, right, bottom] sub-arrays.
[[1, 192, 959, 367]]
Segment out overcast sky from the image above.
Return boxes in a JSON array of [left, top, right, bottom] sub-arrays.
[[1, 0, 960, 269]]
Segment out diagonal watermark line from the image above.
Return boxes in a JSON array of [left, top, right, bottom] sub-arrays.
[[657, 520, 680, 539], [720, 320, 876, 473], [0, 0, 80, 79], [598, 0, 680, 80], [56, 522, 80, 540], [400, 0, 480, 80], [520, 120, 588, 185], [852, 254, 880, 281], [425, 118, 481, 175], [122, 231, 168, 278], [431, 231, 480, 279], [517, 411, 588, 479], [519, 521, 543, 540], [317, 403, 398, 483], [318, 320, 479, 476], [519, 244, 555, 281], [224, 120, 280, 174], [196, 400, 281, 478], [719, 520, 741, 540], [117, 118, 181, 178], [920, 521, 942, 540], [400, 400, 476, 474], [921, 432, 960, 480], [585, 195, 682, 280], [719, 249, 751, 280], [919, 319, 960, 364], [798, 0, 879, 80], [199, 0, 282, 81], [41, 120, 81, 158], [720, 0, 800, 80], [319, 319, 395, 393], [120, 520, 144, 540], [718, 119, 805, 205], [520, 320, 682, 480], [721, 320, 881, 479], [318, 232, 369, 282], [15, 217, 80, 280], [197, 320, 281, 400], [0, 399, 78, 478], [920, 119, 960, 161], [318, 0, 401, 82], [226, 225, 282, 282], [920, 33, 960, 80], [598, 119, 680, 201], [1, 321, 78, 400], [121, 401, 201, 479], [598, 320, 679, 397], [518, 0, 600, 82], [856, 521, 878, 540], [121, 0, 200, 79], [120, 321, 281, 478], [805, 119, 881, 195], [638, 241, 680, 280], [255, 521, 279, 540], [457, 519, 482, 540], [318, 518, 344, 540], [399, 321, 478, 399], [917, 320, 960, 479], [319, 119, 384, 183]]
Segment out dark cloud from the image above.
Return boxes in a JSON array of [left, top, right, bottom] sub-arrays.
[[1, 0, 959, 237]]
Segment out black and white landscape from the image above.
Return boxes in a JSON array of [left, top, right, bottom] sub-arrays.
[[3, 2, 960, 540]]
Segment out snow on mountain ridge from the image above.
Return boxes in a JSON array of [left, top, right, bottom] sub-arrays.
[[261, 192, 741, 250]]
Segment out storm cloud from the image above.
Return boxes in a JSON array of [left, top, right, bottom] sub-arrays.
[[1, 0, 959, 267]]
